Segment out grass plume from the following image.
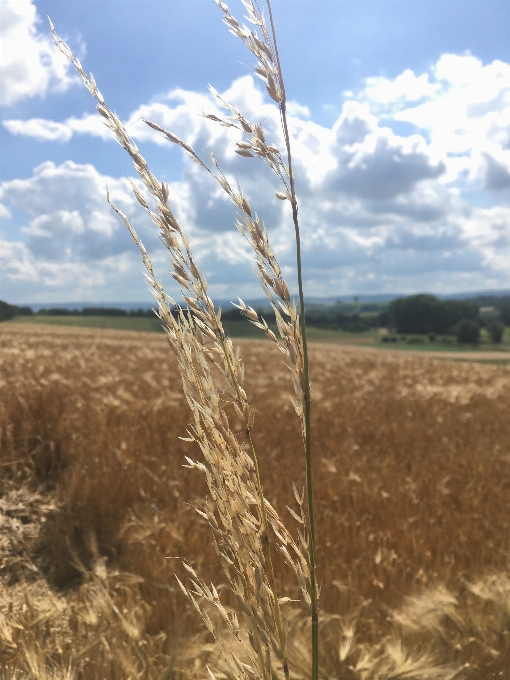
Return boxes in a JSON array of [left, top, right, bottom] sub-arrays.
[[50, 1, 317, 676]]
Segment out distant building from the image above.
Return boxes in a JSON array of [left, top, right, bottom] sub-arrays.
[[479, 306, 495, 314]]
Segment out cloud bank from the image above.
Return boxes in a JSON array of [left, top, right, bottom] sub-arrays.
[[2, 52, 510, 302]]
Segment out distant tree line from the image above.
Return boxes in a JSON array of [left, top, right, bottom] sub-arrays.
[[388, 294, 509, 344], [301, 310, 380, 332], [388, 295, 478, 334], [0, 301, 161, 322], [2, 294, 509, 342], [0, 301, 33, 321], [221, 306, 382, 332], [33, 307, 156, 317]]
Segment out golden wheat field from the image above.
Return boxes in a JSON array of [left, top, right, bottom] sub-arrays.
[[1, 321, 510, 679]]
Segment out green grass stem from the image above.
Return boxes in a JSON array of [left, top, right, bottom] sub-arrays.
[[266, 2, 319, 677]]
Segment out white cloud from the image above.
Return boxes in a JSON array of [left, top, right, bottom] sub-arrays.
[[3, 59, 510, 300], [321, 103, 445, 199], [364, 69, 440, 105], [0, 202, 11, 219], [2, 114, 108, 142], [457, 205, 510, 272], [0, 159, 261, 301], [362, 54, 510, 188], [22, 210, 85, 238], [3, 118, 74, 142], [0, 239, 39, 282], [0, 238, 153, 299], [0, 0, 77, 107], [0, 161, 166, 263], [1, 75, 444, 202], [286, 101, 311, 118]]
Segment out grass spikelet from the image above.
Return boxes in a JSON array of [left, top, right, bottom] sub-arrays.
[[50, 9, 313, 676]]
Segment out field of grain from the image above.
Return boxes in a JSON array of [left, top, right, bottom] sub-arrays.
[[1, 322, 510, 678]]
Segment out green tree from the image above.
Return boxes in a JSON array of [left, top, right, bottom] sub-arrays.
[[488, 319, 504, 344], [389, 294, 478, 334], [0, 300, 33, 322], [0, 301, 15, 322], [388, 294, 442, 334], [500, 300, 510, 326], [456, 319, 481, 345]]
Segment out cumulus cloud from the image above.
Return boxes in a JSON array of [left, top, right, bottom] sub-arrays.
[[0, 0, 77, 107], [0, 161, 176, 303], [3, 114, 109, 142], [363, 54, 510, 190], [1, 240, 39, 282], [3, 56, 510, 300], [0, 237, 155, 304], [3, 73, 444, 200], [0, 202, 11, 219], [0, 161, 164, 264], [0, 158, 266, 301], [286, 101, 311, 118], [364, 69, 440, 105], [457, 205, 510, 272], [320, 103, 445, 200], [481, 152, 510, 191]]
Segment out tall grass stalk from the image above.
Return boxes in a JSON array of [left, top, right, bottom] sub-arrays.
[[51, 1, 318, 677], [264, 4, 319, 675]]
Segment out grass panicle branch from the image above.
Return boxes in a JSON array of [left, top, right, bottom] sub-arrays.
[[49, 12, 315, 679], [211, 1, 319, 674]]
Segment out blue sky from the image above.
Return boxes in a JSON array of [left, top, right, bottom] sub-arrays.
[[2, 0, 510, 305]]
